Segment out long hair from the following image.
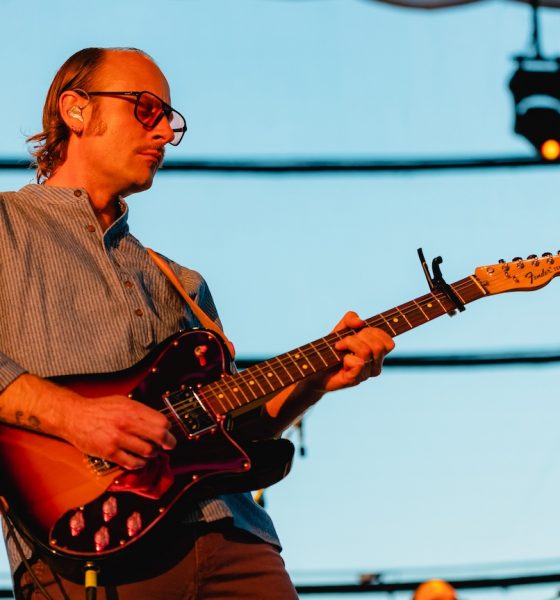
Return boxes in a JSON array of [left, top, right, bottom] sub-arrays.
[[28, 47, 153, 182], [27, 48, 106, 182]]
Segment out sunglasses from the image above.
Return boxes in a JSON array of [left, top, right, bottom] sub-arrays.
[[80, 90, 187, 146]]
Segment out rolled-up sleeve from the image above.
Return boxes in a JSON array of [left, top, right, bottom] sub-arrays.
[[0, 352, 27, 392]]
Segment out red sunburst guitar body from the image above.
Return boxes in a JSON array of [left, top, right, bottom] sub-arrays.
[[0, 329, 294, 574]]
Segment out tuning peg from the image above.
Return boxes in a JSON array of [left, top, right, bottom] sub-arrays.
[[498, 259, 505, 263], [512, 257, 522, 261], [527, 254, 537, 259], [542, 252, 552, 257]]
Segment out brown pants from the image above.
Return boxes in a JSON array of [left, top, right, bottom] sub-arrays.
[[17, 522, 298, 600]]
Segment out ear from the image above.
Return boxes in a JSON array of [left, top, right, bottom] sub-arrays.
[[59, 90, 90, 132]]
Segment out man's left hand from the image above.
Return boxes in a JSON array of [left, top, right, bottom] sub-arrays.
[[317, 311, 395, 393]]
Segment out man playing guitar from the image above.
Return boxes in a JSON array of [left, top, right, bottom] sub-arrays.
[[0, 47, 394, 599]]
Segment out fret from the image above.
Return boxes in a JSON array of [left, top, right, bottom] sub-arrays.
[[452, 277, 483, 303], [430, 292, 448, 315], [307, 340, 329, 367], [294, 347, 318, 374], [419, 295, 445, 320], [230, 382, 251, 404], [323, 336, 342, 363], [204, 386, 231, 415], [237, 372, 259, 400], [411, 304, 429, 326], [377, 313, 397, 336], [258, 359, 286, 391], [452, 285, 467, 304], [247, 362, 277, 393], [211, 379, 242, 411], [240, 367, 268, 396], [394, 306, 413, 330], [381, 308, 413, 335], [285, 350, 307, 378], [411, 298, 431, 322], [199, 384, 230, 415], [464, 274, 487, 297], [272, 355, 296, 384], [401, 300, 429, 328]]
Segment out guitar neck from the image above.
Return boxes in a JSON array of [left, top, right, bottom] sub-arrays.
[[199, 275, 486, 416]]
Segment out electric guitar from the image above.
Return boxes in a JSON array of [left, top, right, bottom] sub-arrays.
[[1, 253, 559, 570]]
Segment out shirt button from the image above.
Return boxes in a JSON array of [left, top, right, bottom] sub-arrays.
[[86, 224, 96, 232], [134, 309, 143, 317], [74, 189, 82, 197], [124, 280, 133, 288]]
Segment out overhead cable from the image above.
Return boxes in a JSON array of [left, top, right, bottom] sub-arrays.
[[1, 154, 560, 175], [360, 0, 560, 9]]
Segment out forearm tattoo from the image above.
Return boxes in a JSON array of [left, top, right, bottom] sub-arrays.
[[0, 408, 43, 430]]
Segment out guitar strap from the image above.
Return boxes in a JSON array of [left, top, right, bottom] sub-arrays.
[[146, 248, 235, 358]]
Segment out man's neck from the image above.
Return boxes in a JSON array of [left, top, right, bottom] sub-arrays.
[[46, 171, 122, 231]]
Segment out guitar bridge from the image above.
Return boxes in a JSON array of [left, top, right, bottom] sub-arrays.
[[86, 456, 117, 475], [164, 387, 217, 438]]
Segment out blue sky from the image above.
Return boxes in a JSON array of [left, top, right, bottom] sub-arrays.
[[2, 1, 560, 598]]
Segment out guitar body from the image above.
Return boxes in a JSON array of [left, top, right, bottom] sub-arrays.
[[0, 329, 294, 571]]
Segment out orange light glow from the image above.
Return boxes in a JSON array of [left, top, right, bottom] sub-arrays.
[[540, 139, 560, 161], [413, 579, 457, 600]]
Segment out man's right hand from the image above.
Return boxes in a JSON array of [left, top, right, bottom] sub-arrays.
[[64, 394, 177, 470], [0, 373, 177, 470]]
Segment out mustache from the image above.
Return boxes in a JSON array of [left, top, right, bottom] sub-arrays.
[[136, 145, 166, 166]]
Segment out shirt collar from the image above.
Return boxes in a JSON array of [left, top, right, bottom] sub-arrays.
[[19, 184, 130, 240]]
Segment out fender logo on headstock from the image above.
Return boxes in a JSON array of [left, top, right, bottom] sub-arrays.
[[524, 264, 560, 285], [475, 253, 560, 295]]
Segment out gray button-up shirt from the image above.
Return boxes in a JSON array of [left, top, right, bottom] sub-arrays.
[[0, 184, 279, 547]]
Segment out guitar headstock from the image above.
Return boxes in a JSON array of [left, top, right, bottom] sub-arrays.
[[475, 252, 560, 295]]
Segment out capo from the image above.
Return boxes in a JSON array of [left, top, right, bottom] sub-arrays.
[[417, 248, 465, 316]]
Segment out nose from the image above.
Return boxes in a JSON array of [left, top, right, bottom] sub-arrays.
[[151, 113, 175, 145]]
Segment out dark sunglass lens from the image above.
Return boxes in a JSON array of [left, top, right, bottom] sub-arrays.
[[135, 92, 186, 144], [136, 93, 162, 127]]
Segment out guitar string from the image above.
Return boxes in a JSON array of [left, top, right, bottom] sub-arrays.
[[157, 277, 482, 424], [161, 277, 481, 420], [158, 260, 553, 438], [157, 261, 551, 422]]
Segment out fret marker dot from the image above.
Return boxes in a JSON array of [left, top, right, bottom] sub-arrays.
[[267, 373, 273, 378], [392, 318, 399, 323], [249, 380, 255, 385], [233, 387, 239, 393], [218, 394, 224, 399], [427, 303, 433, 308], [303, 364, 308, 370]]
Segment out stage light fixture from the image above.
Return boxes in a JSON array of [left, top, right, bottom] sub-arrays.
[[509, 57, 560, 159], [508, 2, 560, 160]]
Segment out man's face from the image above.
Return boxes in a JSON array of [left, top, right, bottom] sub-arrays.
[[79, 52, 176, 197]]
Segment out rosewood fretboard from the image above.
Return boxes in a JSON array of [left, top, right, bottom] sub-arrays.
[[195, 275, 486, 417]]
